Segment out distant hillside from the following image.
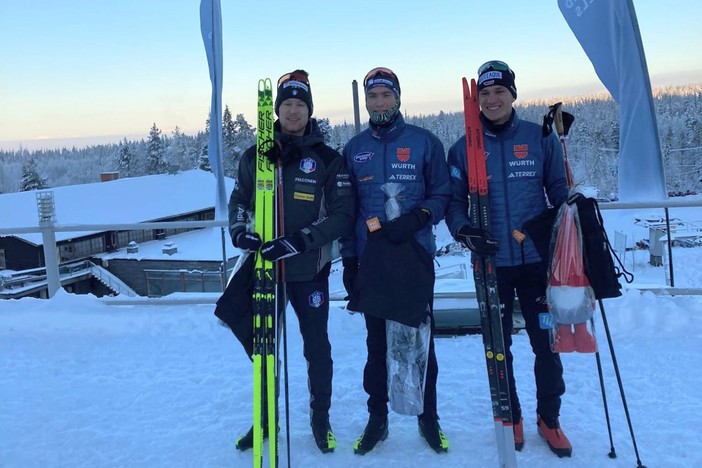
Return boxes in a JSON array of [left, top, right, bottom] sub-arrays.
[[1, 84, 700, 197]]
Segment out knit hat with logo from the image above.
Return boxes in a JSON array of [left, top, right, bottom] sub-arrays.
[[274, 69, 313, 117], [477, 60, 517, 99]]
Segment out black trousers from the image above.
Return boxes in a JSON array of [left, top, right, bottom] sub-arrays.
[[496, 262, 565, 422], [362, 310, 439, 420], [285, 265, 333, 415]]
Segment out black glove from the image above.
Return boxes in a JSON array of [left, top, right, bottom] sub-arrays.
[[235, 231, 262, 251], [263, 143, 281, 164], [382, 207, 431, 244], [455, 225, 499, 257], [342, 256, 359, 300], [260, 232, 306, 262]]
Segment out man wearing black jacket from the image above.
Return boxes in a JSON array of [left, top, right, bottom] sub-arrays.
[[227, 70, 355, 454]]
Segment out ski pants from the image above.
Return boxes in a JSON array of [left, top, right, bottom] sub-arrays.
[[362, 309, 439, 420], [496, 261, 565, 422], [285, 264, 333, 416]]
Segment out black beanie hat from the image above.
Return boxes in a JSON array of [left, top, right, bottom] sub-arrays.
[[477, 60, 517, 99], [274, 69, 313, 117], [363, 67, 401, 98]]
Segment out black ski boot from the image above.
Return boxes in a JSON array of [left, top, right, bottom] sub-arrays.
[[418, 415, 449, 453], [353, 414, 389, 455], [235, 424, 267, 451], [310, 412, 336, 453]]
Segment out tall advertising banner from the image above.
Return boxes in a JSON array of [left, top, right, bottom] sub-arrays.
[[558, 0, 667, 201], [200, 0, 228, 219]]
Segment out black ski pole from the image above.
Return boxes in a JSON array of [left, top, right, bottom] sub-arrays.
[[281, 289, 292, 468], [591, 314, 617, 459], [598, 299, 647, 468]]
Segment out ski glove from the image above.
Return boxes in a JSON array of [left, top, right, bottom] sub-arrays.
[[235, 231, 262, 252], [383, 207, 431, 244], [342, 256, 359, 300], [456, 225, 499, 257], [260, 232, 306, 262]]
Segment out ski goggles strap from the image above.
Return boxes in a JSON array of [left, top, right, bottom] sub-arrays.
[[277, 70, 309, 87], [477, 60, 512, 75], [363, 67, 397, 87]]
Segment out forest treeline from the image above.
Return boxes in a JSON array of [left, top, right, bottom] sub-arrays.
[[2, 84, 700, 198]]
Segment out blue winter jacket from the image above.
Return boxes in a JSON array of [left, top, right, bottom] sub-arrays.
[[340, 115, 451, 258], [445, 110, 568, 267]]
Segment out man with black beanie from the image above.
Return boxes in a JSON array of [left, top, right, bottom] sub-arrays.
[[340, 67, 451, 455], [446, 60, 572, 457], [227, 69, 355, 454]]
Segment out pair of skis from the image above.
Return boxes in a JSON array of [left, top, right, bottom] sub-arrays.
[[252, 78, 279, 468], [462, 77, 518, 468]]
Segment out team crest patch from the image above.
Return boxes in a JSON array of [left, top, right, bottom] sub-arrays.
[[397, 147, 410, 162], [513, 144, 528, 159], [300, 157, 316, 174], [309, 291, 325, 308]]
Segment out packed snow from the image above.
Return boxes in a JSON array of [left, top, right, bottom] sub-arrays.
[[2, 209, 702, 467]]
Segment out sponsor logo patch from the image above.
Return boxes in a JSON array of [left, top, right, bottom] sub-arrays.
[[397, 147, 410, 162], [294, 192, 314, 201], [354, 151, 374, 163], [513, 144, 528, 159], [478, 71, 502, 85]]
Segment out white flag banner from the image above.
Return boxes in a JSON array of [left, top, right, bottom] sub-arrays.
[[200, 0, 228, 219], [558, 0, 667, 201]]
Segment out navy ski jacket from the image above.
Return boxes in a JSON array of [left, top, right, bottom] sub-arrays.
[[445, 110, 568, 267], [340, 114, 451, 258]]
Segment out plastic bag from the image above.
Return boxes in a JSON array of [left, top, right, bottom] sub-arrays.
[[386, 316, 431, 415], [547, 202, 597, 353], [380, 182, 404, 221], [547, 202, 595, 325]]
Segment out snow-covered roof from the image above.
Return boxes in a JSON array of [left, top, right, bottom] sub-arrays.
[[0, 169, 234, 244]]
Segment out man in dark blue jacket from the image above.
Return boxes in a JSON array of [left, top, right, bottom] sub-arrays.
[[445, 61, 572, 457], [340, 67, 451, 455]]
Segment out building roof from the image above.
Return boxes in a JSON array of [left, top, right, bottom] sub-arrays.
[[0, 170, 235, 245]]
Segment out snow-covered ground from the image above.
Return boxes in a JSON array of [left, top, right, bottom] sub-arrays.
[[2, 210, 702, 467]]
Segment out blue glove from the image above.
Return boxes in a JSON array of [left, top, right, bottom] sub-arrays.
[[260, 232, 306, 262], [235, 232, 262, 251], [455, 225, 499, 257], [382, 208, 431, 244]]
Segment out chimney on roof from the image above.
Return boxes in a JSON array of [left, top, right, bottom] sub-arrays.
[[100, 171, 120, 182]]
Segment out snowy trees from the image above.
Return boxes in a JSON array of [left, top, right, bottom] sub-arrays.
[[20, 156, 49, 191], [1, 85, 700, 196], [116, 138, 136, 177], [145, 123, 168, 175], [224, 110, 255, 177]]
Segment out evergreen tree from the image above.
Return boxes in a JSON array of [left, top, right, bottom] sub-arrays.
[[199, 113, 211, 172], [229, 113, 255, 176], [316, 117, 332, 144], [116, 138, 135, 177], [145, 123, 168, 175], [20, 156, 49, 191]]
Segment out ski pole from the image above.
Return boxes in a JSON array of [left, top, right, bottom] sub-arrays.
[[591, 314, 617, 459], [550, 102, 575, 187], [598, 299, 647, 468], [276, 162, 292, 468]]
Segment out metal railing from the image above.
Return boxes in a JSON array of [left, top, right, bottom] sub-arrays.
[[2, 199, 702, 301]]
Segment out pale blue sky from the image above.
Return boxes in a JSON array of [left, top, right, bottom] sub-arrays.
[[1, 0, 701, 150]]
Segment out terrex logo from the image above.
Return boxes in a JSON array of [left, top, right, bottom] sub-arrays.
[[397, 148, 410, 162], [513, 144, 528, 159]]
